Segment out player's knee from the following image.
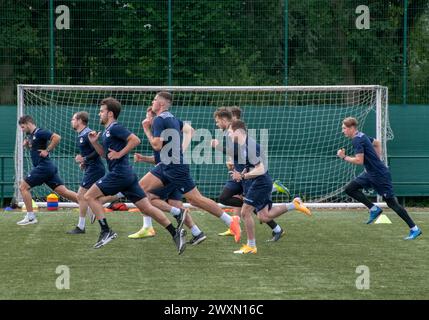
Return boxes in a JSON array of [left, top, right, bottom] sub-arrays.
[[384, 196, 401, 210], [77, 192, 86, 202], [258, 214, 268, 223], [83, 192, 93, 202], [218, 193, 229, 205], [19, 181, 30, 192], [344, 181, 358, 196]]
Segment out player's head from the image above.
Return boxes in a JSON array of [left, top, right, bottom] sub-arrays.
[[152, 91, 172, 114], [342, 117, 358, 138], [99, 97, 121, 125], [71, 111, 89, 131], [18, 115, 36, 133], [229, 120, 247, 144], [227, 106, 242, 121], [213, 107, 232, 130]]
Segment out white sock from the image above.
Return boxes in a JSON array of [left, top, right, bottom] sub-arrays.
[[220, 212, 233, 226], [247, 239, 256, 247], [170, 207, 181, 217], [143, 215, 153, 228], [27, 212, 35, 220], [272, 225, 281, 233], [191, 225, 202, 237], [86, 206, 93, 216], [411, 225, 419, 231], [286, 202, 295, 211], [78, 217, 86, 230]]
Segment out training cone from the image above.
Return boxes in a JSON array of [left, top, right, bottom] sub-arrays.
[[374, 214, 392, 224]]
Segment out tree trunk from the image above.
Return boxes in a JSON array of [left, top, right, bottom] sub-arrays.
[[0, 49, 14, 104]]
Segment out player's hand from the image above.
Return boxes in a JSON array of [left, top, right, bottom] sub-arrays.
[[79, 163, 86, 171], [211, 139, 219, 148], [226, 160, 234, 171], [107, 148, 121, 160], [88, 131, 101, 143], [133, 153, 144, 163], [231, 170, 243, 182], [142, 118, 152, 131], [75, 154, 84, 164], [23, 139, 30, 148], [38, 149, 49, 158], [337, 148, 346, 159]]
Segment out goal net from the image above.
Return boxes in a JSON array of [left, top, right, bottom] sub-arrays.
[[15, 85, 391, 208]]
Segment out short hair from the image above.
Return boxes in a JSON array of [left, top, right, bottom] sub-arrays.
[[100, 97, 121, 119], [74, 111, 89, 125], [18, 115, 35, 125], [230, 120, 247, 133], [156, 91, 172, 105], [146, 106, 156, 117], [213, 107, 232, 121], [342, 117, 358, 128], [228, 106, 242, 119]]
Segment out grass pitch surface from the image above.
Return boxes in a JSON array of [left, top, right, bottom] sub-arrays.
[[0, 209, 427, 299]]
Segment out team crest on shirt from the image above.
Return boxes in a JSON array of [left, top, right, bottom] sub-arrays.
[[32, 136, 36, 140], [106, 131, 110, 137], [79, 137, 84, 144]]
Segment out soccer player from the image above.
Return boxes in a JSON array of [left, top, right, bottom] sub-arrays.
[[337, 117, 422, 240], [68, 111, 107, 234], [141, 92, 241, 245], [211, 107, 290, 242], [83, 97, 187, 252], [129, 107, 207, 245], [18, 115, 78, 225], [228, 120, 311, 254]]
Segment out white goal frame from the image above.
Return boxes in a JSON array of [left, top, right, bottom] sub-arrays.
[[16, 84, 389, 209]]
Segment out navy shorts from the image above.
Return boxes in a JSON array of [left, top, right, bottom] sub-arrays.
[[81, 165, 105, 189], [354, 171, 395, 199], [150, 163, 196, 194], [223, 179, 243, 196], [151, 184, 183, 201], [25, 165, 64, 190], [96, 171, 146, 203], [242, 175, 273, 212]]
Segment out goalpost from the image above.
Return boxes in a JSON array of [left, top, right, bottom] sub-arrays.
[[15, 85, 391, 208]]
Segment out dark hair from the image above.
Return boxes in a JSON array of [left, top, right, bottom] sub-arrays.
[[74, 111, 89, 125], [100, 97, 121, 119], [230, 120, 247, 133], [213, 107, 232, 120], [228, 106, 242, 119], [156, 91, 172, 105], [18, 115, 35, 125], [342, 117, 358, 128]]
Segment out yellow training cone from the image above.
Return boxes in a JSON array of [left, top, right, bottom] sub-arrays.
[[374, 214, 392, 224]]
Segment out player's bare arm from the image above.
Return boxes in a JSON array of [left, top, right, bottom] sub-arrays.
[[107, 133, 140, 160], [143, 119, 163, 151], [372, 139, 382, 159], [38, 133, 61, 158], [182, 123, 194, 151], [88, 131, 104, 157], [337, 148, 364, 165], [133, 153, 156, 164]]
